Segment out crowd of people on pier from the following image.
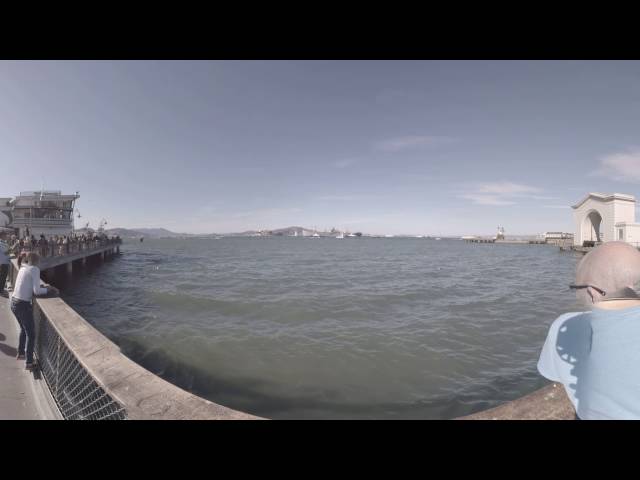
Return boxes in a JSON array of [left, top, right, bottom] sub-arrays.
[[1, 231, 121, 267]]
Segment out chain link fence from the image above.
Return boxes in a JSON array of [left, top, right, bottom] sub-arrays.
[[34, 305, 127, 420]]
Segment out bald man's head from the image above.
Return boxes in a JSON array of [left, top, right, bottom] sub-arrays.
[[575, 241, 640, 304]]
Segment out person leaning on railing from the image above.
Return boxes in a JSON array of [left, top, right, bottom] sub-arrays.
[[10, 252, 59, 370]]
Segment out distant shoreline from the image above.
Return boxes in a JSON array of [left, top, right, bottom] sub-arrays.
[[102, 226, 548, 241]]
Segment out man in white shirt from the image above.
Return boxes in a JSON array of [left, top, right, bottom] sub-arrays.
[[538, 241, 640, 419], [10, 252, 58, 370]]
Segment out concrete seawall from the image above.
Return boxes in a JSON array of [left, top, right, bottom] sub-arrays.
[[34, 295, 261, 419], [457, 383, 575, 420]]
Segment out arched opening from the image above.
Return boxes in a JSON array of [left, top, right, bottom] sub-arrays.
[[581, 209, 602, 244]]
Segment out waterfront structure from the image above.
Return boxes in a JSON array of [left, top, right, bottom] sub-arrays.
[[543, 232, 573, 240], [543, 232, 574, 246], [0, 198, 11, 232], [4, 190, 79, 238], [572, 193, 640, 246]]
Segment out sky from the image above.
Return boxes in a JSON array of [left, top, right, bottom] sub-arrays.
[[2, 60, 640, 236]]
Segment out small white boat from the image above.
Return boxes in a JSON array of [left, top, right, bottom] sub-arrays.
[[336, 232, 344, 239]]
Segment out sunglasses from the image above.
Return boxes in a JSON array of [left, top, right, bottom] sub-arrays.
[[569, 284, 606, 296]]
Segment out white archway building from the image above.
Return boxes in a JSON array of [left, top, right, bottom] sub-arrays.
[[572, 192, 640, 246]]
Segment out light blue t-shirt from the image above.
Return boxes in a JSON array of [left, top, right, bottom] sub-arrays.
[[538, 305, 640, 420]]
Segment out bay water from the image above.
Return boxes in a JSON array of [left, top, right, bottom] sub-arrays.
[[56, 237, 582, 419]]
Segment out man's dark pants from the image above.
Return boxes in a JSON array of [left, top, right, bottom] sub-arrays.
[[10, 299, 35, 364], [0, 264, 8, 292]]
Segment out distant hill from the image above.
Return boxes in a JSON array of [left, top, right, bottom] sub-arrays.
[[102, 228, 145, 238], [103, 227, 193, 238], [100, 225, 368, 238], [132, 228, 192, 238], [232, 226, 324, 236]]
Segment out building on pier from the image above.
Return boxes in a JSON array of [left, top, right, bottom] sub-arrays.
[[572, 192, 640, 246], [1, 191, 80, 238], [0, 198, 11, 231]]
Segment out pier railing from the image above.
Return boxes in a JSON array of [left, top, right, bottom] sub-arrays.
[[15, 238, 121, 260], [34, 304, 127, 419], [31, 291, 260, 420]]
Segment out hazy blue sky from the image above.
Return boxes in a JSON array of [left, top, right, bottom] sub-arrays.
[[2, 60, 640, 235]]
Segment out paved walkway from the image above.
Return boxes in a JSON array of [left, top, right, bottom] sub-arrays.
[[0, 293, 56, 419]]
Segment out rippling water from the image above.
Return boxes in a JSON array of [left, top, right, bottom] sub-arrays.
[[53, 237, 582, 419]]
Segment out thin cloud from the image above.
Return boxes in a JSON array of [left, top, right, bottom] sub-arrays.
[[230, 207, 302, 219], [333, 158, 359, 169], [591, 149, 640, 183], [338, 212, 406, 224], [476, 182, 541, 195], [460, 194, 516, 206], [315, 194, 382, 202], [374, 135, 456, 152], [459, 181, 547, 206]]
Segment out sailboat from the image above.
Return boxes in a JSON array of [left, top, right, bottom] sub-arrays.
[[336, 231, 344, 239]]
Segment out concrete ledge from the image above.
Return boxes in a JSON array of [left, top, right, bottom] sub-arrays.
[[35, 296, 262, 420], [457, 383, 575, 420]]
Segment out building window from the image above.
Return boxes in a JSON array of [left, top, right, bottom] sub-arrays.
[[619, 228, 624, 240]]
